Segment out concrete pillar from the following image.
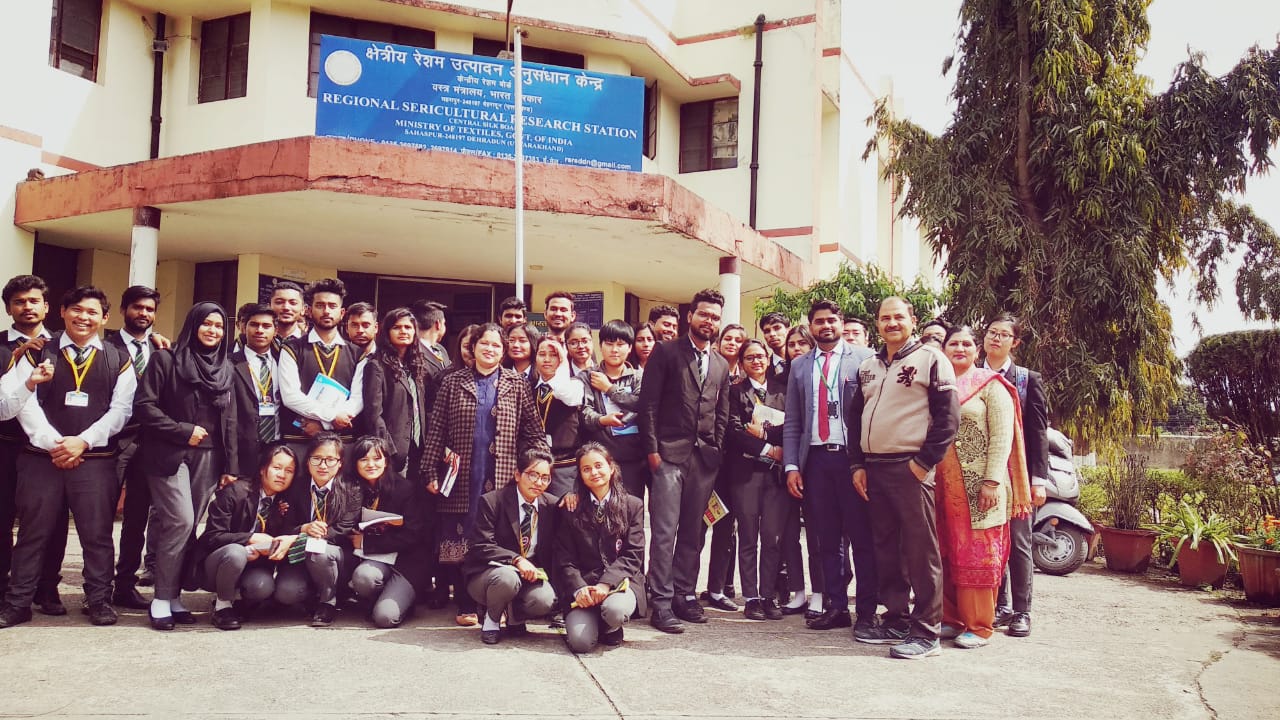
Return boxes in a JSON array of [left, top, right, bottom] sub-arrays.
[[129, 206, 160, 288], [718, 256, 741, 326]]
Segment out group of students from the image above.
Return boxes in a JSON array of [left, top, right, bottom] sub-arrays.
[[0, 272, 1048, 658]]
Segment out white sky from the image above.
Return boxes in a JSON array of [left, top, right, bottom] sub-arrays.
[[854, 0, 1280, 352]]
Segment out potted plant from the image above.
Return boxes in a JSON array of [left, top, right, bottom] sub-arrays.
[[1235, 515, 1280, 606], [1150, 502, 1236, 588], [1098, 454, 1158, 572]]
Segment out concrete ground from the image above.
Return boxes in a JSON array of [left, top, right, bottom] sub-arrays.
[[1, 527, 1277, 720]]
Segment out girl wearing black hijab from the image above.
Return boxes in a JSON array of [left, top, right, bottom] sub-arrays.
[[134, 302, 240, 630]]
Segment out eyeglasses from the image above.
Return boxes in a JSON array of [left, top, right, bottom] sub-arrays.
[[522, 471, 552, 485], [567, 339, 593, 348], [742, 354, 768, 363], [309, 457, 341, 468], [985, 331, 1015, 341]]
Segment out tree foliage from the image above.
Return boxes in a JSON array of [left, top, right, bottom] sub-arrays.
[[867, 0, 1280, 445], [1185, 330, 1280, 447], [754, 262, 948, 345]]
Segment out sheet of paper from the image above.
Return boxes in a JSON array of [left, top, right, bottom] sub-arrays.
[[305, 536, 328, 555]]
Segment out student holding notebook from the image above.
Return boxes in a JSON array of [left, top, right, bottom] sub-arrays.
[[347, 435, 423, 628]]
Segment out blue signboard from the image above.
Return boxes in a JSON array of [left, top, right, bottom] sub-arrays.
[[315, 36, 644, 171]]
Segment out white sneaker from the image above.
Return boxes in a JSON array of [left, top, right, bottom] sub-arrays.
[[954, 631, 989, 649]]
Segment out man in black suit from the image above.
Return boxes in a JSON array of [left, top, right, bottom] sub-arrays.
[[1, 275, 63, 615], [412, 300, 449, 379], [230, 305, 280, 475], [108, 285, 167, 608], [982, 313, 1049, 638], [463, 448, 559, 645], [638, 288, 731, 633]]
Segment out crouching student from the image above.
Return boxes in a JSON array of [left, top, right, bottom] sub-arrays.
[[347, 435, 423, 628], [555, 443, 646, 653], [463, 448, 560, 645], [193, 444, 301, 630], [279, 432, 359, 626]]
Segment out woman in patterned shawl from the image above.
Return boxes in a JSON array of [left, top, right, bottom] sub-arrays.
[[935, 325, 1032, 649]]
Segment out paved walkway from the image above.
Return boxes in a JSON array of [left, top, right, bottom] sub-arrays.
[[1, 530, 1276, 720]]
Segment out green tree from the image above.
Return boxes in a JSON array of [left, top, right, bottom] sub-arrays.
[[867, 0, 1280, 445], [754, 261, 948, 345], [1185, 330, 1280, 447]]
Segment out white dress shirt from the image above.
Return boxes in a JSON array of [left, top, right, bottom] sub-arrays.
[[14, 333, 137, 451], [278, 329, 365, 425]]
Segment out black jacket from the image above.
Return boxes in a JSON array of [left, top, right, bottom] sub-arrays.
[[352, 469, 427, 558], [553, 494, 647, 617], [285, 476, 361, 543], [360, 359, 429, 472], [724, 375, 786, 478], [462, 484, 560, 581], [192, 480, 301, 575], [230, 348, 279, 477], [638, 337, 730, 467], [581, 366, 644, 464], [133, 348, 240, 477]]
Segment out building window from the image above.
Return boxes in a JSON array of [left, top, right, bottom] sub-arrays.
[[308, 13, 435, 97], [49, 0, 102, 81], [472, 38, 585, 69], [199, 14, 251, 103], [680, 98, 738, 173], [642, 80, 658, 160]]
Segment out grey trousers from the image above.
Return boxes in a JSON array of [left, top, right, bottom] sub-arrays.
[[275, 541, 348, 606], [549, 464, 578, 498], [728, 468, 789, 599], [564, 587, 637, 653], [351, 558, 417, 628], [647, 453, 717, 609], [997, 513, 1034, 613], [6, 454, 115, 607], [148, 449, 221, 600], [867, 459, 942, 641], [203, 543, 278, 603], [466, 564, 556, 625]]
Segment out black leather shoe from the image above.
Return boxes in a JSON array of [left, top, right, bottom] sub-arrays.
[[172, 610, 197, 625], [85, 603, 117, 626], [807, 607, 852, 630], [211, 607, 242, 631], [993, 609, 1014, 628], [781, 601, 807, 616], [137, 570, 155, 587], [649, 608, 685, 634], [700, 591, 739, 612], [0, 604, 32, 628], [148, 609, 175, 631], [311, 603, 337, 627], [481, 629, 501, 645], [761, 599, 784, 620], [34, 592, 66, 616], [505, 622, 529, 637], [804, 606, 824, 621], [600, 626, 624, 646], [743, 599, 766, 621], [1007, 612, 1031, 637], [112, 586, 149, 609], [672, 597, 707, 623]]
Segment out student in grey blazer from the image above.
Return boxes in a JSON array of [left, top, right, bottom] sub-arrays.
[[782, 300, 879, 635]]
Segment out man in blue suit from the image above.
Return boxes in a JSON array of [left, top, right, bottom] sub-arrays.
[[783, 299, 879, 635]]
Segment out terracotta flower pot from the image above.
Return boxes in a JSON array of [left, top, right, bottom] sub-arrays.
[[1099, 526, 1157, 573], [1236, 544, 1280, 606], [1173, 542, 1229, 588]]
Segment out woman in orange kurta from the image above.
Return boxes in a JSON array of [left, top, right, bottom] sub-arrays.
[[935, 326, 1032, 649]]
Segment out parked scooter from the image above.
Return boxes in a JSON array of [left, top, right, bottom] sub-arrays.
[[1031, 428, 1095, 575]]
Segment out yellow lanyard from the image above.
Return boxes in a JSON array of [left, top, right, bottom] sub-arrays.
[[370, 495, 380, 512], [537, 384, 553, 428], [519, 506, 538, 557], [64, 347, 98, 392], [254, 356, 273, 401], [313, 344, 341, 378], [255, 511, 268, 532]]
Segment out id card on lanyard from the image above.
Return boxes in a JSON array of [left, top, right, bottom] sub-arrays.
[[815, 348, 840, 418], [64, 347, 98, 407]]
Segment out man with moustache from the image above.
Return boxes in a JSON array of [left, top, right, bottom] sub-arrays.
[[757, 312, 790, 379], [848, 296, 959, 659], [782, 301, 877, 634], [639, 289, 731, 633], [344, 302, 378, 356], [544, 292, 576, 343], [278, 278, 366, 453], [648, 305, 680, 342], [498, 297, 527, 329], [231, 305, 282, 477], [107, 285, 169, 606], [270, 281, 306, 344], [0, 275, 65, 613]]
